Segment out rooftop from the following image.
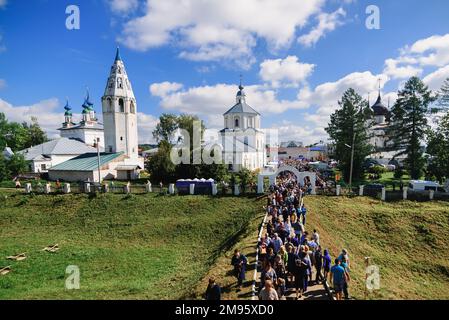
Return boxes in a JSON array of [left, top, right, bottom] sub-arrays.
[[18, 138, 99, 161], [49, 152, 124, 171]]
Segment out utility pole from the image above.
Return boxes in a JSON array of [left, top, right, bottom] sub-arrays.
[[348, 130, 356, 193], [96, 138, 101, 184]]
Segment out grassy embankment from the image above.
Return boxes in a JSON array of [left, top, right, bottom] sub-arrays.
[[0, 190, 263, 299]]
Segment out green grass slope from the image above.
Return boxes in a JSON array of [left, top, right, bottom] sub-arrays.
[[0, 192, 262, 300], [305, 196, 449, 300]]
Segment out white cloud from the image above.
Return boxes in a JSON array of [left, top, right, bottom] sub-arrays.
[[150, 82, 309, 116], [149, 81, 183, 97], [0, 0, 7, 9], [0, 79, 6, 90], [0, 98, 62, 138], [259, 56, 315, 88], [109, 0, 138, 14], [298, 71, 389, 117], [118, 0, 326, 66], [136, 112, 159, 144], [423, 64, 449, 91], [383, 33, 449, 79], [298, 7, 346, 47], [383, 58, 422, 79], [269, 121, 328, 146]]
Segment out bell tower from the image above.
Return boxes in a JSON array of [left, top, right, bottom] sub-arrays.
[[101, 47, 138, 159]]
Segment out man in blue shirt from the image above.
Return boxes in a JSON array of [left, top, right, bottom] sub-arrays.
[[330, 259, 349, 300]]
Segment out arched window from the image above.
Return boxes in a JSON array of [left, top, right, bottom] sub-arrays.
[[119, 99, 125, 112], [130, 101, 135, 114], [117, 77, 123, 89], [235, 118, 239, 128], [117, 67, 122, 74], [107, 98, 112, 112]]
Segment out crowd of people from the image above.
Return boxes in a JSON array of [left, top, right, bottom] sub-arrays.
[[204, 163, 352, 301], [255, 171, 351, 300]]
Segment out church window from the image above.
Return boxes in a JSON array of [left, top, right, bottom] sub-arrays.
[[119, 99, 125, 112], [235, 118, 239, 128], [130, 102, 135, 114], [117, 67, 122, 74], [120, 136, 123, 141], [117, 77, 123, 89], [109, 79, 114, 88], [108, 146, 113, 152], [107, 98, 112, 112]]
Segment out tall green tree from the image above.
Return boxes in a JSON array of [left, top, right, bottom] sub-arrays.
[[152, 113, 179, 143], [389, 77, 436, 179], [0, 113, 48, 151], [437, 77, 449, 109], [24, 117, 48, 147], [326, 88, 373, 183], [0, 155, 10, 182], [145, 140, 176, 183], [426, 112, 449, 182]]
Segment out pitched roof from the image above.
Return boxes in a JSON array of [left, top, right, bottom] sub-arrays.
[[49, 152, 124, 171], [224, 102, 260, 115], [18, 138, 98, 161]]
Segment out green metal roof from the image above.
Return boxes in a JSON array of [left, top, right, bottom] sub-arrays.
[[49, 152, 124, 171]]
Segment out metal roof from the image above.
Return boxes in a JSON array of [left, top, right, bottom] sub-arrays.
[[224, 102, 260, 115], [49, 152, 124, 171], [18, 138, 99, 161]]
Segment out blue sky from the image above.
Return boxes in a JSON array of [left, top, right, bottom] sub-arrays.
[[0, 0, 448, 144]]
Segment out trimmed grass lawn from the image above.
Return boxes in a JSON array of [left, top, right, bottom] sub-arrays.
[[0, 191, 263, 299]]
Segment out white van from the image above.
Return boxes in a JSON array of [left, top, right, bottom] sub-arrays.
[[408, 180, 445, 192]]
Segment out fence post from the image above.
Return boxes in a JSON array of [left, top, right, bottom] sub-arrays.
[[146, 182, 152, 193], [359, 185, 364, 196], [85, 183, 91, 193], [25, 183, 32, 194], [124, 183, 131, 194], [103, 184, 109, 193], [429, 190, 435, 200], [234, 184, 240, 196], [45, 183, 51, 194], [403, 187, 408, 200], [63, 183, 71, 194], [336, 185, 341, 196], [169, 184, 175, 195], [381, 187, 386, 201], [212, 183, 218, 196], [189, 184, 195, 195]]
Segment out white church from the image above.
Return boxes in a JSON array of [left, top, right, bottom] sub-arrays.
[[45, 48, 144, 182], [219, 83, 266, 172]]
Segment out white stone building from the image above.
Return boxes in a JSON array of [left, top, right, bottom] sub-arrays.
[[18, 138, 98, 173], [58, 97, 105, 149], [219, 83, 266, 172], [48, 48, 144, 182]]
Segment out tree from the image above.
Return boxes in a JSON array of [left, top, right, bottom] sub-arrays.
[[437, 77, 449, 109], [25, 117, 48, 147], [0, 155, 10, 182], [238, 168, 256, 194], [389, 77, 436, 179], [152, 113, 179, 143], [145, 140, 176, 183], [7, 154, 28, 177], [426, 112, 449, 182], [326, 88, 373, 183], [0, 112, 48, 151]]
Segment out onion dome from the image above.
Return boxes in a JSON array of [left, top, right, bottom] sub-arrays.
[[371, 93, 389, 116]]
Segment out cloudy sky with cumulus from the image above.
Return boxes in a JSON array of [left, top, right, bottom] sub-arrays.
[[0, 0, 448, 144]]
